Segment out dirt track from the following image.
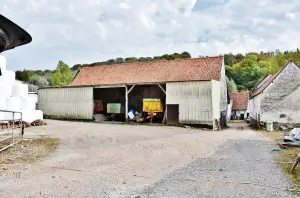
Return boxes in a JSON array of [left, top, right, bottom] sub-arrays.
[[0, 120, 293, 197]]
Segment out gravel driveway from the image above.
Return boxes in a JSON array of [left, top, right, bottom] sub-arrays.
[[0, 120, 294, 198]]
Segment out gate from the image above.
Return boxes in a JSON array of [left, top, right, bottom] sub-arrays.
[[0, 110, 24, 152]]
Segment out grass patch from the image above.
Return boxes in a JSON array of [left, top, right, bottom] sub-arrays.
[[0, 137, 59, 171], [258, 130, 286, 142], [259, 130, 300, 195], [277, 148, 300, 195]]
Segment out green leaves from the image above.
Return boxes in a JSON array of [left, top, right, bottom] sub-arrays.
[[51, 61, 72, 86], [28, 74, 49, 87], [225, 50, 300, 92], [226, 76, 237, 93]]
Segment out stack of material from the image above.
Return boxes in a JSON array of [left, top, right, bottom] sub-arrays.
[[0, 55, 43, 124]]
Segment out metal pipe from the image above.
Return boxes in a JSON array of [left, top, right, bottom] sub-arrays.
[[0, 109, 22, 113], [0, 136, 13, 142], [12, 112, 14, 143], [0, 140, 21, 152], [0, 109, 23, 152], [125, 86, 128, 122]]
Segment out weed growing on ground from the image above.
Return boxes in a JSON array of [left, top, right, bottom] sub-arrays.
[[0, 137, 59, 170]]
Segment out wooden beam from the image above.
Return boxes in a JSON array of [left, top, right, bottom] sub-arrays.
[[157, 84, 166, 94], [127, 85, 136, 94], [125, 86, 128, 122], [162, 108, 167, 124]]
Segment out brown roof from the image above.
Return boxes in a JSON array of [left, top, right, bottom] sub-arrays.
[[230, 92, 249, 110], [69, 56, 223, 86]]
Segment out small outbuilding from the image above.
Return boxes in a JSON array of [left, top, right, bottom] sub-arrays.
[[249, 61, 300, 127], [38, 56, 228, 129], [229, 92, 249, 120]]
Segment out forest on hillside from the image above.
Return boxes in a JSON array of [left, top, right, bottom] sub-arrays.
[[15, 49, 300, 92]]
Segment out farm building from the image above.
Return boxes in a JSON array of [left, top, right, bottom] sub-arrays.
[[229, 92, 249, 120], [38, 56, 228, 129], [249, 61, 300, 127]]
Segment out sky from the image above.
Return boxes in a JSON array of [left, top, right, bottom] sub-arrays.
[[1, 0, 300, 71]]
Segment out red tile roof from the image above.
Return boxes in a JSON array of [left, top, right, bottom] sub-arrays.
[[69, 57, 223, 86], [230, 92, 249, 110]]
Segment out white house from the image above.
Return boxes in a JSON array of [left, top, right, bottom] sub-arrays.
[[229, 92, 249, 120], [249, 61, 300, 126]]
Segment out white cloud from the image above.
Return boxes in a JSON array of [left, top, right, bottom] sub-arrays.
[[286, 12, 296, 20], [119, 2, 130, 10], [1, 0, 300, 70]]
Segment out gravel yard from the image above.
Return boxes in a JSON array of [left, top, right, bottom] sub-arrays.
[[0, 120, 294, 198]]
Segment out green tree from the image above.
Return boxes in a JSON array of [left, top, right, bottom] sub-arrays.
[[28, 75, 49, 87], [115, 57, 124, 64], [125, 57, 137, 63], [137, 57, 148, 62], [51, 61, 72, 86], [71, 64, 82, 71], [15, 70, 35, 82], [107, 59, 115, 65], [180, 51, 191, 59], [226, 76, 237, 93]]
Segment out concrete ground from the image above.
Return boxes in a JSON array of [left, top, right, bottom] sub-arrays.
[[0, 120, 294, 198]]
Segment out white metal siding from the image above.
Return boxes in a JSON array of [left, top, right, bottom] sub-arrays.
[[38, 87, 93, 119], [219, 61, 228, 112], [211, 80, 221, 119], [166, 81, 213, 124]]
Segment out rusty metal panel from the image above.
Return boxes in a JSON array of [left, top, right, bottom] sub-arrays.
[[38, 87, 93, 119], [166, 81, 213, 124]]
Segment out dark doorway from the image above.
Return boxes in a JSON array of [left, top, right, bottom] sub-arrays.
[[167, 104, 179, 125], [240, 114, 244, 120]]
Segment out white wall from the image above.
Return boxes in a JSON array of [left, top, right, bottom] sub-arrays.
[[166, 81, 214, 124], [220, 60, 228, 112], [38, 87, 93, 119], [249, 94, 261, 122], [260, 62, 300, 123], [227, 99, 233, 120], [212, 80, 221, 120]]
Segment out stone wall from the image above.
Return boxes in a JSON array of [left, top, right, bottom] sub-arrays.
[[260, 62, 300, 123]]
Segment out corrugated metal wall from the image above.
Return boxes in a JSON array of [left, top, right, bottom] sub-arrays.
[[166, 81, 213, 124], [38, 87, 93, 119], [211, 80, 221, 119]]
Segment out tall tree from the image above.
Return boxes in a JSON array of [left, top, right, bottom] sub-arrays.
[[226, 76, 237, 93], [180, 51, 191, 59], [51, 61, 73, 86], [15, 70, 35, 82], [28, 75, 49, 87]]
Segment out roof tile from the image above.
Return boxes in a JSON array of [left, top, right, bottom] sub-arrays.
[[70, 56, 223, 86], [230, 92, 249, 110]]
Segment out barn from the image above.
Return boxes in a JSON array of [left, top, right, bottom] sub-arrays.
[[38, 56, 228, 129], [229, 92, 250, 120], [249, 61, 300, 127]]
